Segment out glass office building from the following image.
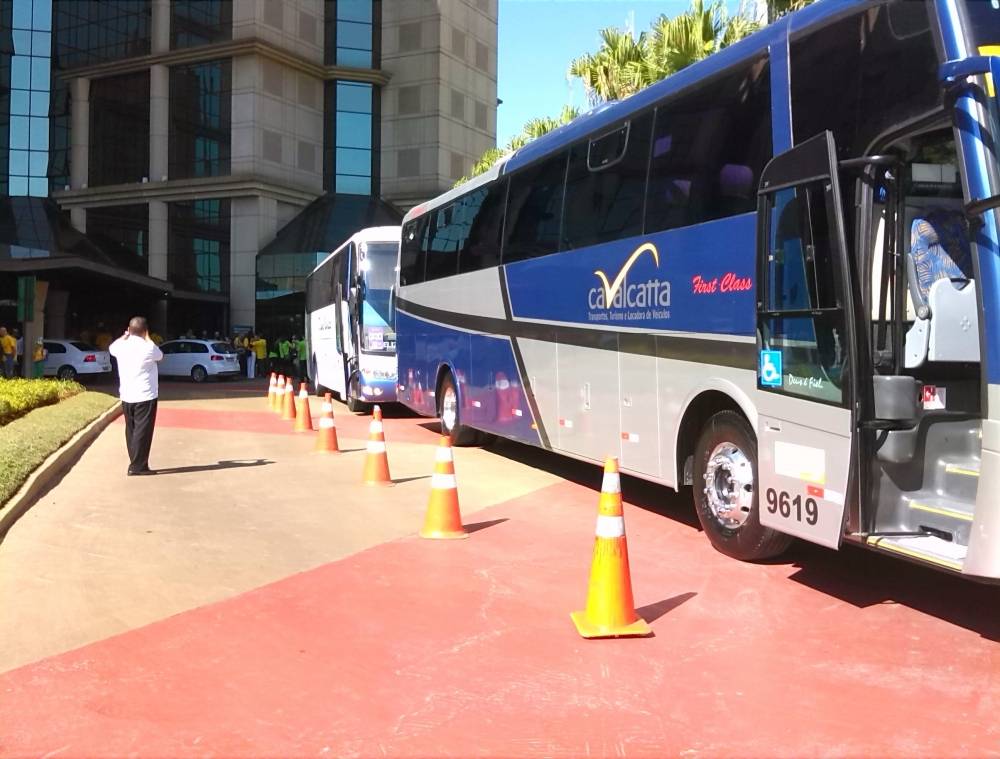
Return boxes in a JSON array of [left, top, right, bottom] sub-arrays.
[[0, 0, 498, 343]]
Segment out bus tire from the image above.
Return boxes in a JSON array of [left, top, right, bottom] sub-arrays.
[[345, 373, 367, 413], [692, 410, 793, 562], [438, 371, 477, 446]]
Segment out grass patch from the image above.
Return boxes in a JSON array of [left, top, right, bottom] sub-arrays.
[[0, 378, 84, 425], [0, 390, 117, 507]]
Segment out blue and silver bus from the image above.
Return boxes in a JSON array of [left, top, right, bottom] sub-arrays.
[[306, 226, 399, 412], [395, 0, 1000, 579]]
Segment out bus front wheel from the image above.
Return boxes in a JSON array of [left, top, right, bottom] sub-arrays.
[[692, 410, 793, 561], [346, 373, 368, 414], [438, 372, 477, 446]]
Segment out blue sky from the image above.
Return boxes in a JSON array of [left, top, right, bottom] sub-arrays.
[[497, 0, 745, 146]]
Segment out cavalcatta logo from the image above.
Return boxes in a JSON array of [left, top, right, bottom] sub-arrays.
[[588, 242, 671, 312]]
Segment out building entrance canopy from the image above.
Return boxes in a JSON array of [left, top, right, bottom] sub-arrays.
[[0, 197, 172, 293]]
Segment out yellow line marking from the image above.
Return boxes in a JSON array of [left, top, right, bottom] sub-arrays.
[[909, 501, 974, 522], [944, 464, 979, 478], [866, 536, 963, 571]]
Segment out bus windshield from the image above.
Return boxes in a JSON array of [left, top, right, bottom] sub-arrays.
[[962, 1, 1000, 51], [360, 241, 398, 353]]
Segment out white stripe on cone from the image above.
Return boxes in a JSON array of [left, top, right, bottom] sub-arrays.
[[298, 389, 308, 398], [370, 421, 384, 435], [367, 441, 386, 453], [321, 402, 333, 413], [601, 472, 621, 494], [435, 446, 454, 463], [595, 514, 626, 538], [319, 417, 335, 429], [431, 472, 457, 490]]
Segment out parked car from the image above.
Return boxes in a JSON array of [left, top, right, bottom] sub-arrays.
[[157, 339, 240, 382], [42, 340, 112, 381]]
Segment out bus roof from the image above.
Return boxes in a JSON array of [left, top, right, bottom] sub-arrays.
[[309, 225, 401, 276], [402, 0, 869, 225], [401, 153, 510, 226]]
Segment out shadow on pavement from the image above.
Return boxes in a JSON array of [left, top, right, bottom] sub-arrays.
[[637, 592, 697, 624], [391, 474, 431, 485], [463, 517, 508, 534], [152, 459, 274, 475]]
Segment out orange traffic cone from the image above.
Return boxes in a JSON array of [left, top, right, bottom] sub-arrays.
[[274, 375, 286, 413], [281, 379, 297, 421], [361, 405, 392, 485], [419, 436, 468, 539], [571, 457, 651, 638], [294, 383, 314, 432], [314, 393, 340, 453], [267, 373, 277, 409]]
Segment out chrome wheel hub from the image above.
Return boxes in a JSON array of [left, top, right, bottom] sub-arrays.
[[441, 385, 458, 432], [703, 441, 754, 529]]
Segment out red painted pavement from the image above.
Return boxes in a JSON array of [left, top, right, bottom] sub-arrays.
[[113, 405, 439, 444], [3, 477, 999, 757]]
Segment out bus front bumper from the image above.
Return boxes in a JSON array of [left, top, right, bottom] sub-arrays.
[[359, 376, 398, 402]]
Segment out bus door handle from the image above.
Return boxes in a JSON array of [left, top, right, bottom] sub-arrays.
[[764, 420, 782, 433]]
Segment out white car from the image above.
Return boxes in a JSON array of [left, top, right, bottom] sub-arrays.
[[158, 339, 241, 383], [42, 340, 112, 380]]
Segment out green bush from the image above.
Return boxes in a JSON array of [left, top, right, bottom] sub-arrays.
[[0, 378, 85, 426]]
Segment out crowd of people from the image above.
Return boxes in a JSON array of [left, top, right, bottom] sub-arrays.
[[0, 320, 310, 382], [0, 326, 47, 379]]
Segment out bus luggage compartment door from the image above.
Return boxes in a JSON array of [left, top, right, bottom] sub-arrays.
[[557, 341, 620, 463]]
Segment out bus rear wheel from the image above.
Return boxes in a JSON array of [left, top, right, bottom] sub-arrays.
[[692, 410, 793, 561], [438, 372, 478, 446]]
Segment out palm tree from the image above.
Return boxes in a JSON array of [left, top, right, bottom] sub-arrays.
[[637, 0, 760, 89], [569, 27, 648, 105], [457, 105, 581, 185]]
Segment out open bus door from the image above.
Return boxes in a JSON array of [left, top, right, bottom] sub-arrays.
[[753, 131, 858, 549]]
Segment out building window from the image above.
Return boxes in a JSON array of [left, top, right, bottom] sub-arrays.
[[89, 71, 149, 186], [169, 59, 231, 179], [171, 0, 232, 50], [324, 80, 375, 195], [87, 203, 148, 273], [53, 0, 150, 69], [324, 0, 380, 68], [168, 198, 230, 293], [6, 0, 52, 197]]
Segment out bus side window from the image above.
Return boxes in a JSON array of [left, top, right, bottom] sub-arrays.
[[399, 219, 425, 286], [424, 204, 461, 281], [502, 151, 568, 264], [459, 179, 507, 274], [645, 56, 770, 234], [562, 112, 652, 250]]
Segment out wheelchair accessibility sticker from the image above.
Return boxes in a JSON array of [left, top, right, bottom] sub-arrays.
[[759, 350, 783, 387]]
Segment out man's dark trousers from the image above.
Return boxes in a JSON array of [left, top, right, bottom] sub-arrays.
[[122, 399, 157, 473]]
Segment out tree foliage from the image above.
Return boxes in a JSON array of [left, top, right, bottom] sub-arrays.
[[460, 0, 815, 186]]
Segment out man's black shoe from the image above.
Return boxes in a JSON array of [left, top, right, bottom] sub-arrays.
[[127, 469, 156, 476]]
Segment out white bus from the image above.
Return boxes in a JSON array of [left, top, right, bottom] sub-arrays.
[[305, 226, 400, 413], [394, 0, 1000, 580]]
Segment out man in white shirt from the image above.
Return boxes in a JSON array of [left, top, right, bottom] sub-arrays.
[[109, 316, 163, 476]]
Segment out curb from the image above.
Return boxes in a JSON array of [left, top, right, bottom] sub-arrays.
[[0, 402, 122, 539]]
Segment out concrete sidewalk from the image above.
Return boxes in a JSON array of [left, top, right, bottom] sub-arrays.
[[0, 383, 558, 672]]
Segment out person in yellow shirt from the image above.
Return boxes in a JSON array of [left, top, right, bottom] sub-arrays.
[[149, 332, 163, 345], [0, 326, 16, 378], [250, 334, 267, 378], [32, 338, 47, 378], [95, 323, 112, 352]]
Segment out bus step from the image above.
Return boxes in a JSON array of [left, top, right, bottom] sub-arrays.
[[906, 495, 974, 546], [865, 533, 966, 572], [937, 456, 981, 503]]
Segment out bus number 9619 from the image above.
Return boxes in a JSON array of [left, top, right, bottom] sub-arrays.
[[764, 488, 818, 526]]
